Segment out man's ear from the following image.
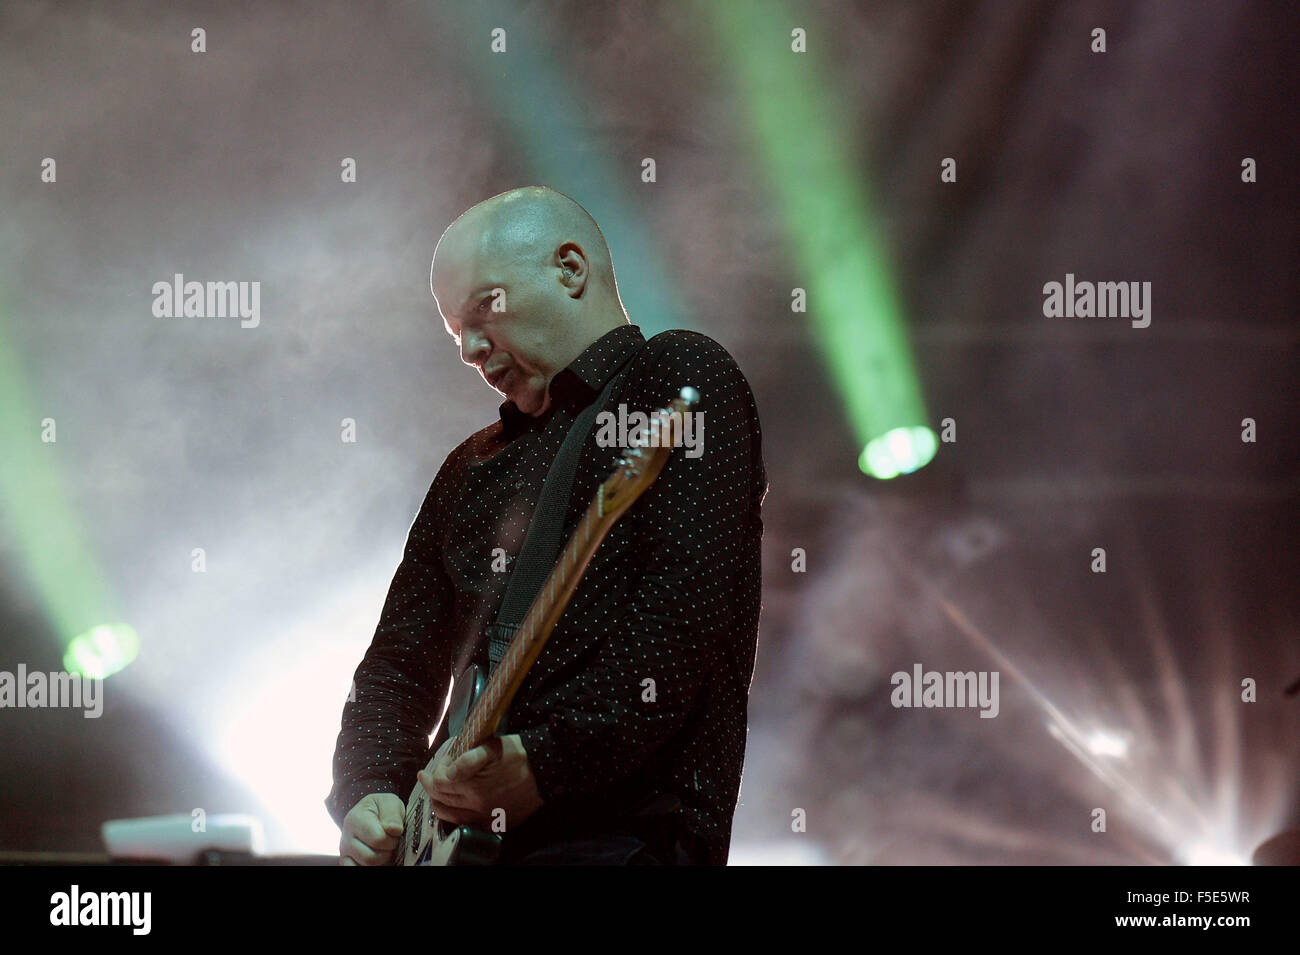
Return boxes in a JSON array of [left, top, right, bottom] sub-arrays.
[[556, 244, 587, 289]]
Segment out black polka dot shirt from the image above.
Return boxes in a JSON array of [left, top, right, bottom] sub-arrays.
[[326, 323, 766, 865]]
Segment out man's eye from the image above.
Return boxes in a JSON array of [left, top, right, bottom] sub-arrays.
[[477, 298, 490, 312]]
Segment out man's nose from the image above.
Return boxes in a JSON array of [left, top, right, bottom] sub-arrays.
[[460, 331, 490, 366]]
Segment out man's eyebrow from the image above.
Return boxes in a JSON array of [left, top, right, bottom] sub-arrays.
[[452, 283, 501, 317], [456, 285, 496, 316]]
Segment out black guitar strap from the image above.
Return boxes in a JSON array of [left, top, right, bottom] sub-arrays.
[[484, 348, 640, 688], [479, 341, 686, 829]]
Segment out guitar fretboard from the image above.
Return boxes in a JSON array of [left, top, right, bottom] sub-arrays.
[[454, 501, 600, 758]]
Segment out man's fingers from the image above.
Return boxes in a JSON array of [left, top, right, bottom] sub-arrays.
[[447, 740, 501, 781], [418, 768, 436, 797], [419, 769, 471, 811], [374, 794, 407, 837], [430, 801, 488, 828], [417, 770, 485, 825], [352, 806, 400, 850], [427, 795, 479, 826], [420, 767, 468, 801], [337, 793, 406, 865], [342, 834, 391, 866]]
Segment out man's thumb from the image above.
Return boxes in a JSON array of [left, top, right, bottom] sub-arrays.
[[376, 795, 406, 835]]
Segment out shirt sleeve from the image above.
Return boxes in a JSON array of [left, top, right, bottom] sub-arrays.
[[324, 473, 456, 829], [515, 331, 765, 802]]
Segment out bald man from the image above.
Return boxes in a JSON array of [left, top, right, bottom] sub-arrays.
[[326, 186, 766, 865]]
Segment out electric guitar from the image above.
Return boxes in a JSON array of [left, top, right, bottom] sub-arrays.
[[395, 386, 700, 866]]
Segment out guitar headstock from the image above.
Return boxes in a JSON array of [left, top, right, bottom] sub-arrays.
[[598, 386, 700, 516]]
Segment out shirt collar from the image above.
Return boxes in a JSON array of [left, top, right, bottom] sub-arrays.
[[498, 323, 645, 429]]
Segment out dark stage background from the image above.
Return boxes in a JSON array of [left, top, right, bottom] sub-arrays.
[[0, 0, 1295, 864]]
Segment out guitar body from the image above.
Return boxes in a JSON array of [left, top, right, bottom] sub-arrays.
[[401, 663, 503, 866]]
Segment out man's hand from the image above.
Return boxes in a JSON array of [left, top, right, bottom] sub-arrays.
[[339, 792, 406, 866], [418, 733, 543, 833]]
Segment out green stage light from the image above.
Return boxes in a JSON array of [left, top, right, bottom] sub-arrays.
[[696, 0, 935, 476], [64, 623, 140, 679], [860, 426, 939, 480], [1, 292, 125, 653], [420, 0, 687, 336]]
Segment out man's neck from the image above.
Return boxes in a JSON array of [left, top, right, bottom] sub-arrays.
[[551, 315, 628, 378], [528, 318, 628, 418]]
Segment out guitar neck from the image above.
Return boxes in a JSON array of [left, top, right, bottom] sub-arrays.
[[446, 492, 612, 761]]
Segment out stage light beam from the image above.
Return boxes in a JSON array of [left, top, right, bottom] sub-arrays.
[[0, 293, 133, 672], [697, 0, 936, 478]]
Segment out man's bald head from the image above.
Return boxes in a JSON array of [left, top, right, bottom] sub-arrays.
[[433, 186, 617, 299], [429, 186, 628, 417]]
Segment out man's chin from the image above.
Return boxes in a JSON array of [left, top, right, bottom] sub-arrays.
[[513, 388, 550, 417]]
